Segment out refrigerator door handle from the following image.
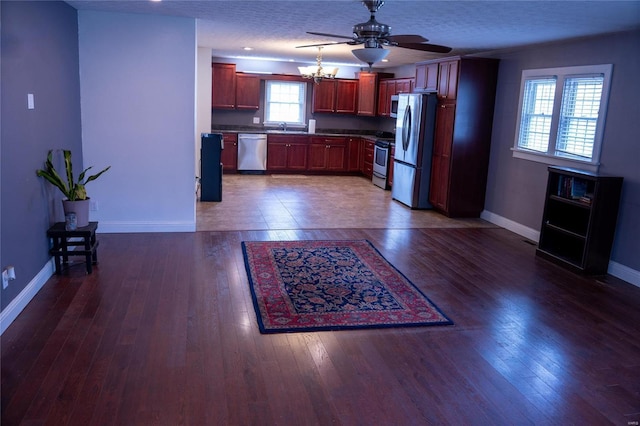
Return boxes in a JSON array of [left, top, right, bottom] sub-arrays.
[[402, 105, 412, 152]]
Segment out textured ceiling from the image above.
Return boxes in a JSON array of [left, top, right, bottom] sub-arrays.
[[66, 0, 640, 68]]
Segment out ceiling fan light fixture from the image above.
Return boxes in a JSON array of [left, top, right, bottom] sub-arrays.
[[352, 47, 389, 68], [299, 47, 338, 83]]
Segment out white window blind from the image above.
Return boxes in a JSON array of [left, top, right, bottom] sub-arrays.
[[513, 64, 612, 171], [518, 78, 556, 152], [556, 75, 604, 159], [265, 81, 306, 125]]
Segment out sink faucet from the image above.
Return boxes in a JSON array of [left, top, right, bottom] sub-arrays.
[[279, 122, 287, 131]]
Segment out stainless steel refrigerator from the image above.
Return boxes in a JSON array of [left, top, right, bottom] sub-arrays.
[[391, 93, 438, 209]]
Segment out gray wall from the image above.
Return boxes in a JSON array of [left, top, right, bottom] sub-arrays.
[[1, 1, 83, 311], [485, 30, 640, 272]]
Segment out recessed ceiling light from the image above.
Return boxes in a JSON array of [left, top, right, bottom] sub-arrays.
[[243, 47, 253, 51], [381, 59, 389, 63]]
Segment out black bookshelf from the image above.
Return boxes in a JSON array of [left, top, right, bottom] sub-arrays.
[[536, 166, 623, 275]]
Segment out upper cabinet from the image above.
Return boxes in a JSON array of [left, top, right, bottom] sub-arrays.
[[414, 62, 439, 93], [212, 63, 236, 109], [377, 77, 414, 116], [357, 72, 392, 116], [211, 63, 260, 110], [436, 60, 459, 100], [235, 73, 260, 110], [312, 79, 358, 114]]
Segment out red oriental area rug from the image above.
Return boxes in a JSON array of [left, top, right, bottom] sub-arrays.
[[241, 240, 453, 333]]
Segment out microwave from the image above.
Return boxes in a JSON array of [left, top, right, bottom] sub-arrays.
[[390, 95, 399, 118]]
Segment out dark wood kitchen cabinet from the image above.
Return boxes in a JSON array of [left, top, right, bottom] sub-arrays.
[[357, 72, 392, 116], [267, 135, 308, 171], [436, 60, 459, 100], [212, 64, 260, 110], [536, 167, 623, 275], [220, 133, 238, 172], [361, 139, 375, 178], [414, 62, 439, 92], [308, 136, 347, 171], [211, 63, 236, 109], [347, 137, 362, 172], [388, 145, 395, 188], [312, 79, 358, 114], [395, 78, 413, 94], [377, 77, 414, 116], [235, 73, 260, 110], [377, 80, 392, 116], [357, 72, 378, 116], [426, 57, 499, 217]]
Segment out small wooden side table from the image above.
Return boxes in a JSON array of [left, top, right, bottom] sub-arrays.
[[47, 222, 99, 274]]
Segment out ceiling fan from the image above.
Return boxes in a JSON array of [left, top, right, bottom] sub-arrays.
[[297, 0, 452, 68]]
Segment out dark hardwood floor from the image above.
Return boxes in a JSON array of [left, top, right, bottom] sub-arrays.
[[3, 226, 640, 424]]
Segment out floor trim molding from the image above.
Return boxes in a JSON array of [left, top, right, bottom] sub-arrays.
[[1, 259, 54, 335], [480, 210, 540, 242], [481, 209, 640, 289], [97, 221, 196, 233]]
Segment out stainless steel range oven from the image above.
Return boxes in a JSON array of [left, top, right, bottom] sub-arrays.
[[372, 139, 392, 189]]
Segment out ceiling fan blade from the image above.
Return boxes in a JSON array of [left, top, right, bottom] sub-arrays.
[[386, 34, 428, 43], [296, 41, 350, 49], [396, 42, 453, 53], [307, 31, 355, 40]]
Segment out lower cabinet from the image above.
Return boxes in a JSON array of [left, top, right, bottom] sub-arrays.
[[267, 135, 308, 171], [221, 133, 238, 172], [361, 139, 374, 178], [308, 137, 347, 171], [347, 137, 362, 172], [238, 134, 377, 177], [388, 145, 395, 188]]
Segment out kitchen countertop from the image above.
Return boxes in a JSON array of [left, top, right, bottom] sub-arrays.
[[212, 128, 394, 142]]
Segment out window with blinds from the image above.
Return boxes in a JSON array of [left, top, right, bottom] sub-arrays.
[[265, 81, 306, 125], [556, 76, 604, 158], [513, 64, 612, 171], [518, 78, 556, 152]]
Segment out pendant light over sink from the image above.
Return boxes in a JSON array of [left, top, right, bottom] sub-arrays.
[[298, 47, 338, 84]]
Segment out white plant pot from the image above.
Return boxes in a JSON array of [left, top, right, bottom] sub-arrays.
[[62, 199, 90, 228]]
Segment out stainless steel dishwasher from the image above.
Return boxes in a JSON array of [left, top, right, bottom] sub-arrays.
[[237, 133, 267, 172]]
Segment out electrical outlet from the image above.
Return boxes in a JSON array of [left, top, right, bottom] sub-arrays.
[[2, 270, 8, 289], [253, 117, 260, 124], [90, 200, 98, 211]]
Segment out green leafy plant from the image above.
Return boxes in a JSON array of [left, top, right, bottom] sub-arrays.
[[36, 150, 111, 201]]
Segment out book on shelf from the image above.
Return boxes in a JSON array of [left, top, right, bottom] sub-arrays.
[[556, 176, 590, 200]]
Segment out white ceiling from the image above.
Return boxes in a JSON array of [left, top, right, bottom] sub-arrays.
[[66, 0, 640, 68]]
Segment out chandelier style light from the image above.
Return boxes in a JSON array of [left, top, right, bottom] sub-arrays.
[[298, 47, 339, 84]]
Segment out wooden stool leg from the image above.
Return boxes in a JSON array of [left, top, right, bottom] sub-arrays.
[[53, 237, 62, 274], [84, 235, 92, 274]]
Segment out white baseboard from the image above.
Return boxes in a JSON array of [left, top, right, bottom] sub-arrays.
[[96, 221, 196, 233], [1, 259, 55, 335], [608, 261, 640, 289], [480, 210, 540, 242], [481, 209, 640, 289]]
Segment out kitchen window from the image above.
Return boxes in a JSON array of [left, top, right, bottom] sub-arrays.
[[264, 81, 306, 126], [512, 64, 612, 171]]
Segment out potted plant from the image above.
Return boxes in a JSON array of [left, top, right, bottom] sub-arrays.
[[36, 150, 110, 228]]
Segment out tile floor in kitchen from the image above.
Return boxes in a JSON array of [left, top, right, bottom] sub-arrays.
[[196, 174, 496, 231]]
